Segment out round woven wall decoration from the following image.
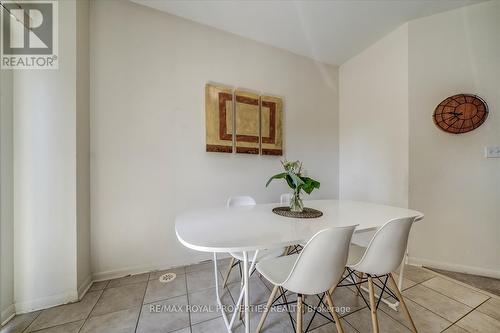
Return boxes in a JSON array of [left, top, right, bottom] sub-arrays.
[[433, 94, 488, 134], [272, 207, 323, 219]]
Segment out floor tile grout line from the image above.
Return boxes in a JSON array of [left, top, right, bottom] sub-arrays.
[[345, 305, 412, 332], [473, 299, 500, 319], [20, 310, 42, 333], [21, 286, 111, 333], [27, 319, 86, 333], [447, 297, 491, 330], [421, 275, 493, 300], [400, 283, 487, 329], [83, 284, 149, 319], [88, 280, 110, 293], [442, 326, 471, 333], [346, 270, 496, 332], [21, 291, 105, 333], [400, 287, 468, 324], [426, 268, 500, 298], [354, 274, 456, 330], [185, 270, 193, 333], [341, 307, 378, 331], [407, 280, 489, 309], [190, 268, 280, 330], [76, 287, 106, 333], [133, 272, 150, 333], [192, 275, 431, 332], [440, 322, 471, 333], [140, 279, 235, 307], [189, 315, 228, 330], [378, 296, 453, 332], [311, 318, 361, 333], [339, 304, 367, 319], [11, 266, 498, 333], [142, 291, 189, 306]]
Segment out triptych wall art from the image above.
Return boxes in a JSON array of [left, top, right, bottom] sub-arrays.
[[205, 83, 283, 155]]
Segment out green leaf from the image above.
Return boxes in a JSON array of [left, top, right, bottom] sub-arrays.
[[299, 177, 320, 195], [288, 171, 305, 188], [285, 175, 295, 189], [265, 172, 287, 187]]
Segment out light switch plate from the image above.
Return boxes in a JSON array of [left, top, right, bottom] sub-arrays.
[[485, 146, 500, 158]]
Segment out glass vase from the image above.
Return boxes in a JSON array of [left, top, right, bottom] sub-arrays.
[[290, 190, 304, 213]]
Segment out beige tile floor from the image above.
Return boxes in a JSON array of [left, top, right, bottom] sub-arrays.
[[2, 260, 500, 333], [429, 268, 500, 297]]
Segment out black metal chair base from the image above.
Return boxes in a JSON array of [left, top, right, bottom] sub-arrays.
[[287, 244, 304, 255], [269, 287, 336, 333], [337, 267, 401, 311], [226, 259, 257, 286]]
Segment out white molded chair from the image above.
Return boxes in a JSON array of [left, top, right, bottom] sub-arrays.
[[280, 193, 293, 205], [226, 196, 256, 207], [346, 217, 418, 333], [351, 229, 376, 247], [222, 196, 284, 287], [256, 226, 357, 333], [280, 193, 306, 255]]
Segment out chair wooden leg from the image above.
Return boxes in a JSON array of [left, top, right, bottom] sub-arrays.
[[222, 257, 235, 288], [326, 292, 344, 333], [389, 273, 418, 333], [356, 272, 364, 296], [256, 285, 279, 333], [296, 294, 303, 333], [368, 276, 379, 333]]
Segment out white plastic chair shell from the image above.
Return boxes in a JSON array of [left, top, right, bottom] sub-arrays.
[[348, 217, 415, 276], [280, 193, 293, 205], [226, 195, 284, 262], [257, 225, 357, 295], [351, 229, 377, 247], [226, 196, 256, 207]]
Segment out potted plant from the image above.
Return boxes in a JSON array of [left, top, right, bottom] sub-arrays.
[[266, 160, 320, 212]]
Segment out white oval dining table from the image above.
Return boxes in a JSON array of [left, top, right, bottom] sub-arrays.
[[175, 199, 423, 333]]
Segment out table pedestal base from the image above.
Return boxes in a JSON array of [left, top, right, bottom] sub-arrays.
[[213, 251, 259, 333]]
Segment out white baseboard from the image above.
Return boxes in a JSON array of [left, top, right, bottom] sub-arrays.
[[409, 257, 500, 280], [15, 289, 78, 314], [3, 280, 91, 322], [92, 255, 230, 282], [1, 304, 15, 326], [78, 275, 92, 300], [92, 264, 162, 282]]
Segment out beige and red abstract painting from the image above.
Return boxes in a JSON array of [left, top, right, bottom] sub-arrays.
[[205, 83, 283, 156], [205, 84, 233, 153], [261, 95, 283, 156], [235, 90, 260, 154]]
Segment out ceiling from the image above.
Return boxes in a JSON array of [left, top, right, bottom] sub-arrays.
[[130, 0, 484, 65]]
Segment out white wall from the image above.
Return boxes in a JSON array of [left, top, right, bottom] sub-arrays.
[[339, 1, 500, 277], [339, 24, 409, 208], [408, 1, 500, 277], [1, 69, 14, 324], [13, 0, 91, 312], [91, 0, 339, 280]]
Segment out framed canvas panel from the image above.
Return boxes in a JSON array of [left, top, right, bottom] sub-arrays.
[[205, 84, 234, 153], [234, 89, 260, 154], [261, 95, 283, 156]]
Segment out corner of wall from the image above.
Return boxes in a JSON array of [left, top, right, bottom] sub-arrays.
[[338, 22, 410, 207], [1, 305, 15, 326], [0, 67, 14, 325]]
